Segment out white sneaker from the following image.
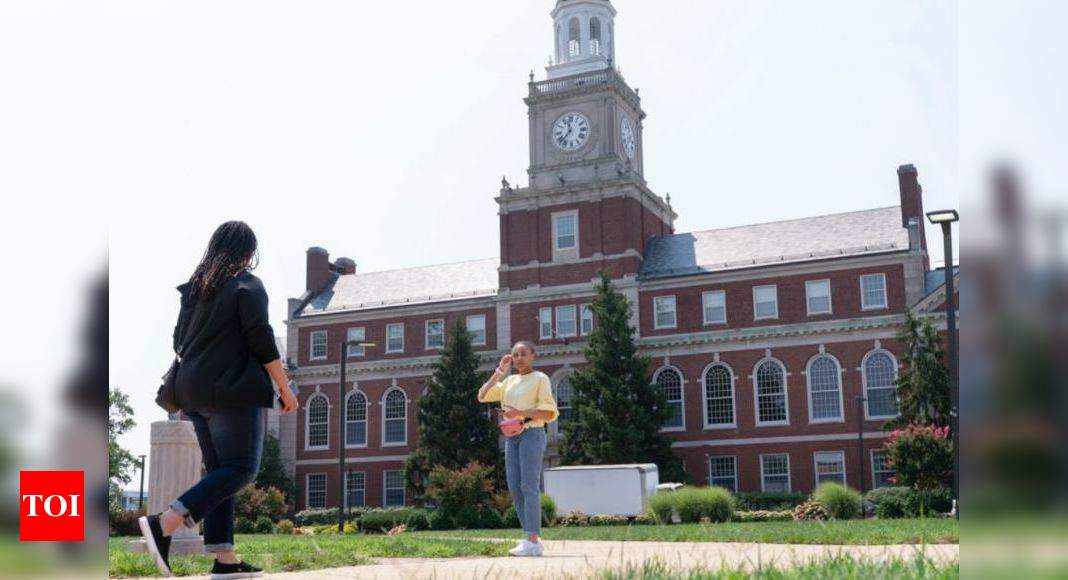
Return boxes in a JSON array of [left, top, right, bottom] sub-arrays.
[[508, 540, 544, 557]]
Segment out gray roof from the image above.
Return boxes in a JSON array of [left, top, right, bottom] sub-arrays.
[[925, 265, 959, 296], [640, 206, 909, 279], [298, 258, 499, 316]]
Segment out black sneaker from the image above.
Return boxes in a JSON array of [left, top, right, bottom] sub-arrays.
[[210, 560, 263, 579], [137, 514, 172, 577]]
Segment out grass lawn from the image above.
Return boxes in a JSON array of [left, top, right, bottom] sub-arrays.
[[109, 534, 508, 577], [600, 555, 959, 579], [413, 518, 958, 545]]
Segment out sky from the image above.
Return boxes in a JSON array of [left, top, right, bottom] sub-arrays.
[[1, 0, 1062, 482]]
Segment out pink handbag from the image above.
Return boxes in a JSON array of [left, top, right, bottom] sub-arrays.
[[498, 417, 525, 438]]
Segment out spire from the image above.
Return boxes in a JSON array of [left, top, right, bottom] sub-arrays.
[[547, 0, 617, 80]]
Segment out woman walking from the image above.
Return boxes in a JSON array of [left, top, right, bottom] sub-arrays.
[[477, 341, 558, 557], [139, 221, 299, 579]]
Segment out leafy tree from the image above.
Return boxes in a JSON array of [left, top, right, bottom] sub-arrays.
[[888, 312, 951, 429], [884, 424, 953, 490], [108, 387, 137, 488]]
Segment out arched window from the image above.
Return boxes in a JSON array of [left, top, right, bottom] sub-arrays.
[[568, 17, 581, 58], [864, 351, 899, 418], [655, 367, 684, 429], [556, 375, 574, 423], [807, 355, 843, 422], [703, 364, 734, 427], [755, 360, 788, 425], [345, 391, 367, 446], [306, 394, 328, 449], [383, 389, 408, 445], [590, 17, 602, 56]]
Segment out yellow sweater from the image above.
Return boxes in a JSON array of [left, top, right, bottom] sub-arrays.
[[478, 370, 559, 429]]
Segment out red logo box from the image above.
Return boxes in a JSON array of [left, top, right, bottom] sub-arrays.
[[19, 471, 84, 542]]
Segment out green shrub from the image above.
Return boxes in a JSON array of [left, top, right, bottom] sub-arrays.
[[358, 508, 417, 533], [732, 510, 793, 522], [734, 491, 808, 511], [865, 487, 911, 518], [453, 506, 482, 529], [405, 510, 430, 531], [502, 506, 520, 528], [632, 512, 657, 525], [478, 506, 505, 529], [426, 462, 495, 513], [311, 523, 339, 535], [235, 485, 290, 524], [589, 514, 629, 526], [556, 511, 590, 527], [235, 517, 256, 534], [254, 516, 275, 534], [108, 509, 145, 537], [540, 493, 557, 526], [649, 492, 677, 524], [275, 519, 295, 535], [429, 508, 455, 531], [343, 522, 358, 534], [792, 500, 829, 521], [673, 487, 734, 523], [813, 483, 862, 520], [914, 487, 953, 515], [293, 507, 366, 526], [885, 425, 953, 490]]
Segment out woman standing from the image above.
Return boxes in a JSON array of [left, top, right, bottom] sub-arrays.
[[139, 221, 299, 579], [477, 341, 558, 557]]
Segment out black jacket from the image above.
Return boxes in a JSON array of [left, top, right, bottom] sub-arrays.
[[173, 270, 281, 411]]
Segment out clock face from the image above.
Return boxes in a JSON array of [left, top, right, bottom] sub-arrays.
[[552, 112, 590, 151], [621, 116, 637, 159]]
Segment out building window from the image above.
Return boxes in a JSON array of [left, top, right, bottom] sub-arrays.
[[864, 351, 899, 418], [568, 17, 581, 58], [753, 285, 778, 320], [871, 449, 895, 488], [653, 295, 677, 329], [556, 305, 577, 337], [310, 330, 328, 360], [760, 453, 791, 492], [556, 375, 574, 423], [425, 319, 444, 350], [807, 355, 843, 422], [553, 211, 578, 252], [806, 279, 832, 315], [466, 314, 487, 346], [702, 290, 726, 325], [386, 323, 404, 353], [814, 451, 846, 485], [703, 363, 735, 427], [346, 327, 366, 357], [655, 367, 684, 430], [345, 391, 367, 447], [860, 273, 888, 310], [306, 473, 327, 508], [580, 303, 593, 335], [384, 470, 406, 507], [306, 394, 329, 449], [345, 471, 365, 508], [383, 389, 407, 445], [708, 456, 737, 492], [539, 307, 553, 339], [589, 17, 602, 56], [755, 360, 788, 425]]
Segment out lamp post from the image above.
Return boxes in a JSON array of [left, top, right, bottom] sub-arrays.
[[927, 209, 959, 516], [137, 454, 146, 511], [855, 396, 867, 497], [338, 338, 376, 532]]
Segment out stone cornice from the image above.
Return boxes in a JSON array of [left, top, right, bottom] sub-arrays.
[[496, 178, 674, 224]]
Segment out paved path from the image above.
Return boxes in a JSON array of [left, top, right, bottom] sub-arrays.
[[179, 539, 959, 579]]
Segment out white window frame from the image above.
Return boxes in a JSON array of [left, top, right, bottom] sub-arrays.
[[381, 387, 408, 447], [701, 361, 736, 429], [580, 303, 593, 335], [860, 273, 888, 311], [552, 209, 579, 261], [707, 455, 738, 492], [304, 392, 329, 451], [805, 354, 845, 424], [309, 330, 328, 361], [344, 389, 368, 449], [344, 470, 366, 508], [346, 327, 366, 357], [753, 358, 790, 427], [466, 314, 487, 346], [305, 472, 327, 509], [871, 449, 895, 489], [805, 279, 833, 316], [654, 366, 686, 432], [653, 295, 678, 330], [862, 349, 900, 420], [383, 470, 406, 507], [760, 453, 792, 493], [386, 323, 404, 354], [555, 304, 578, 338], [753, 285, 779, 320], [813, 451, 847, 486], [539, 307, 553, 339], [424, 319, 445, 350], [702, 290, 727, 325]]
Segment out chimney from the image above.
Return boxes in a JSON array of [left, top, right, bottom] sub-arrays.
[[334, 257, 356, 275], [897, 164, 927, 251], [306, 246, 332, 292]]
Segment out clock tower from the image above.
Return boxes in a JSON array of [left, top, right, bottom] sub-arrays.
[[496, 0, 675, 292]]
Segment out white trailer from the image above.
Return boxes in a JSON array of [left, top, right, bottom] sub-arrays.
[[543, 464, 659, 517]]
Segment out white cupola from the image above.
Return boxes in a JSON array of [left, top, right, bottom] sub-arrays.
[[546, 0, 617, 80]]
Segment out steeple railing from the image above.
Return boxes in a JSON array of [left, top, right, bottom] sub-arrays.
[[529, 67, 640, 108]]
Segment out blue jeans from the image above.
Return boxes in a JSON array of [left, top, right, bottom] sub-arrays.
[[504, 427, 546, 537], [170, 408, 265, 553]]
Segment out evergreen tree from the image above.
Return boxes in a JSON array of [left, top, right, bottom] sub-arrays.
[[255, 433, 296, 503], [406, 319, 503, 500], [560, 272, 685, 482], [887, 312, 952, 429]]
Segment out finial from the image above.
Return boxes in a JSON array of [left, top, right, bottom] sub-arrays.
[[501, 175, 512, 192], [666, 193, 672, 206], [529, 70, 535, 83]]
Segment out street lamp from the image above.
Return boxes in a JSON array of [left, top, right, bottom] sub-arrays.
[[855, 396, 867, 497], [927, 209, 959, 516], [338, 338, 376, 532], [137, 454, 147, 511]]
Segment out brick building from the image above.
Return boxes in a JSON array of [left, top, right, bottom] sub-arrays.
[[278, 0, 954, 510]]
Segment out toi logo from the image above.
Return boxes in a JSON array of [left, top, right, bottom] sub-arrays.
[[19, 471, 84, 542]]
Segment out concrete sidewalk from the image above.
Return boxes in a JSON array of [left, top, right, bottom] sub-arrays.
[[178, 539, 959, 579]]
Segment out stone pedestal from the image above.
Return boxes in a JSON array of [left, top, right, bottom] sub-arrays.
[[127, 420, 205, 556]]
